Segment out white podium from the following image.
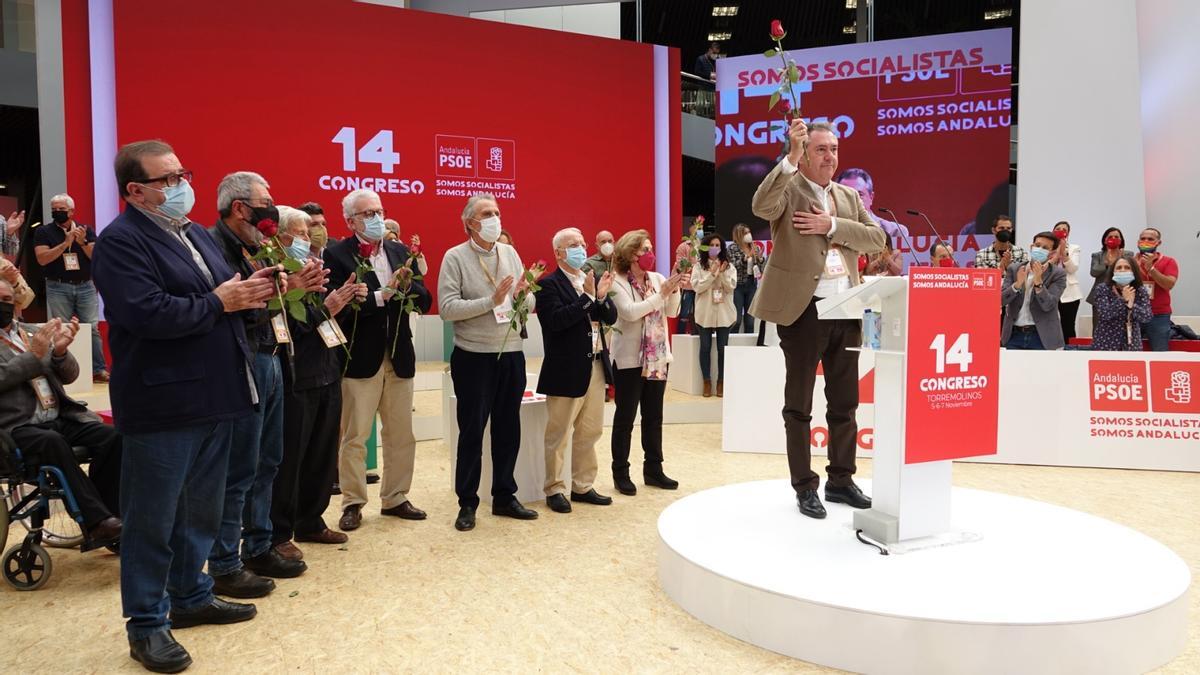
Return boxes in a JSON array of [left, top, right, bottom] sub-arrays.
[[816, 277, 951, 544]]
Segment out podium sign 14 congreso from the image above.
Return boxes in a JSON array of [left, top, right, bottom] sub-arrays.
[[903, 268, 1001, 464]]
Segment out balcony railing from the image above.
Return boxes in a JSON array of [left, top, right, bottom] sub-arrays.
[[681, 72, 715, 119]]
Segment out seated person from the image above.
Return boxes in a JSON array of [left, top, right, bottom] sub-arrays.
[[930, 241, 955, 267], [863, 237, 902, 276], [0, 280, 122, 546]]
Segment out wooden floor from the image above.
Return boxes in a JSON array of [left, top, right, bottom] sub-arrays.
[[3, 422, 1198, 673]]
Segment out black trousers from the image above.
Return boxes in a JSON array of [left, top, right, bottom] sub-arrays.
[[1060, 299, 1080, 341], [271, 380, 341, 542], [610, 367, 666, 477], [776, 299, 860, 493], [450, 348, 525, 508], [11, 417, 122, 528]]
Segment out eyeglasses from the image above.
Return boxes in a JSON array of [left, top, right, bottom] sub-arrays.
[[235, 196, 276, 208], [352, 209, 386, 220], [141, 170, 193, 187]]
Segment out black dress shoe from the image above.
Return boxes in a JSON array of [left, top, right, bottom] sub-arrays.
[[825, 483, 872, 509], [546, 493, 572, 513], [366, 473, 381, 484], [169, 597, 256, 629], [381, 501, 427, 520], [643, 470, 679, 490], [87, 516, 122, 546], [129, 630, 192, 673], [797, 490, 827, 519], [211, 569, 275, 599], [570, 488, 613, 506], [492, 499, 539, 520], [454, 506, 476, 531], [242, 549, 307, 579], [614, 475, 637, 496]]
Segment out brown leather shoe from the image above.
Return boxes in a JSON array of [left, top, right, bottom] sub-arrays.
[[87, 516, 122, 545], [716, 380, 724, 397], [338, 505, 362, 531], [93, 370, 111, 383], [273, 540, 303, 561], [381, 501, 427, 520], [295, 528, 349, 545], [702, 379, 712, 397]]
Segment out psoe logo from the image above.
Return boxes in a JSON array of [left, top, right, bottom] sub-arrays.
[[435, 134, 516, 181], [1088, 360, 1148, 413], [1149, 361, 1200, 414]]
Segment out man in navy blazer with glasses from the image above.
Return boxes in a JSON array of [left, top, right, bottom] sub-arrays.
[[92, 139, 279, 673]]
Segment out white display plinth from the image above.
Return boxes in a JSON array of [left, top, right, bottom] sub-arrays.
[[443, 371, 558, 505], [668, 333, 759, 396]]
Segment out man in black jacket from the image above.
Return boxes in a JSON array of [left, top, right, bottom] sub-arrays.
[[535, 228, 617, 513], [269, 207, 362, 560], [325, 189, 432, 531]]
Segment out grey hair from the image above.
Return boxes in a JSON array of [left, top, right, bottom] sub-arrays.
[[384, 218, 400, 234], [277, 205, 311, 234], [552, 227, 583, 250], [342, 188, 380, 219], [216, 171, 269, 217], [50, 193, 75, 209], [460, 192, 498, 231]]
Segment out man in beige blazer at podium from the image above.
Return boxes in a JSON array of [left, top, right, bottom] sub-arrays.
[[750, 120, 887, 520]]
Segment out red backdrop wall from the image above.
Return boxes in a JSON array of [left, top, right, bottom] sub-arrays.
[[93, 0, 675, 311]]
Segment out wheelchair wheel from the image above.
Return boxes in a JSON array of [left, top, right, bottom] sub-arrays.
[[1, 496, 9, 552], [3, 542, 52, 591], [6, 483, 84, 549]]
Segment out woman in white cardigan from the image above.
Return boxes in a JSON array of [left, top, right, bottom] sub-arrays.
[[691, 233, 737, 397], [609, 229, 685, 496], [1051, 220, 1082, 340]]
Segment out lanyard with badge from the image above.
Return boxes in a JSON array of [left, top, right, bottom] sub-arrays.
[[477, 250, 513, 323], [62, 227, 81, 271], [0, 328, 57, 410], [814, 186, 849, 280]]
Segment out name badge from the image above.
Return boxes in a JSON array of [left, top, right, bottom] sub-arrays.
[[712, 288, 725, 304], [30, 376, 56, 410], [63, 253, 81, 271], [494, 295, 514, 323], [824, 249, 848, 278], [317, 319, 348, 348], [591, 321, 601, 355], [271, 313, 291, 343]]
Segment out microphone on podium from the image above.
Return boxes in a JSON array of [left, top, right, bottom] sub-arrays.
[[906, 209, 951, 264], [875, 207, 921, 269]]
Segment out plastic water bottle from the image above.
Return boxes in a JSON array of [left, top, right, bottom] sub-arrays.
[[863, 310, 881, 350]]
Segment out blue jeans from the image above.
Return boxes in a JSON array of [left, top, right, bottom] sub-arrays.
[[732, 279, 757, 333], [1006, 329, 1045, 350], [45, 279, 107, 373], [698, 326, 730, 382], [209, 352, 285, 575], [120, 421, 234, 639], [1141, 313, 1172, 352]]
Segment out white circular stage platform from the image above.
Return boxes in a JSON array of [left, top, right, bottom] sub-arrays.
[[657, 480, 1190, 674]]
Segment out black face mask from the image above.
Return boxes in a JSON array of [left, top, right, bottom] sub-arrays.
[[51, 210, 70, 225], [243, 203, 279, 227], [0, 301, 14, 329], [995, 230, 1014, 244]]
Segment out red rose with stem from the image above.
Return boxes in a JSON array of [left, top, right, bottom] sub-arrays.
[[388, 236, 427, 358], [498, 261, 547, 357], [358, 241, 374, 259], [764, 20, 801, 125]]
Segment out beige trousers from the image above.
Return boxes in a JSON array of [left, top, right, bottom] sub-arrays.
[[339, 363, 416, 510], [543, 361, 605, 496]]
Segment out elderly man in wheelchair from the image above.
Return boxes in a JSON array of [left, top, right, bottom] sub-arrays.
[[0, 279, 121, 587]]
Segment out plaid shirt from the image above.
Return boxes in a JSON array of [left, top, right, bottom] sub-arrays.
[[974, 244, 1027, 269], [0, 218, 18, 258]]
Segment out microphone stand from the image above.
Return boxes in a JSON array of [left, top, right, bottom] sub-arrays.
[[875, 207, 921, 270], [906, 209, 950, 265]]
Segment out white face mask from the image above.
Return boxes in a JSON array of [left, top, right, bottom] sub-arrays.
[[742, 234, 753, 244], [600, 242, 614, 257], [477, 215, 501, 243]]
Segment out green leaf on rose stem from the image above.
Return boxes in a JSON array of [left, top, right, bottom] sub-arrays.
[[764, 48, 778, 58], [288, 299, 308, 323], [789, 65, 800, 83], [769, 90, 781, 111], [284, 288, 305, 301], [282, 257, 303, 273], [267, 297, 282, 311]]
